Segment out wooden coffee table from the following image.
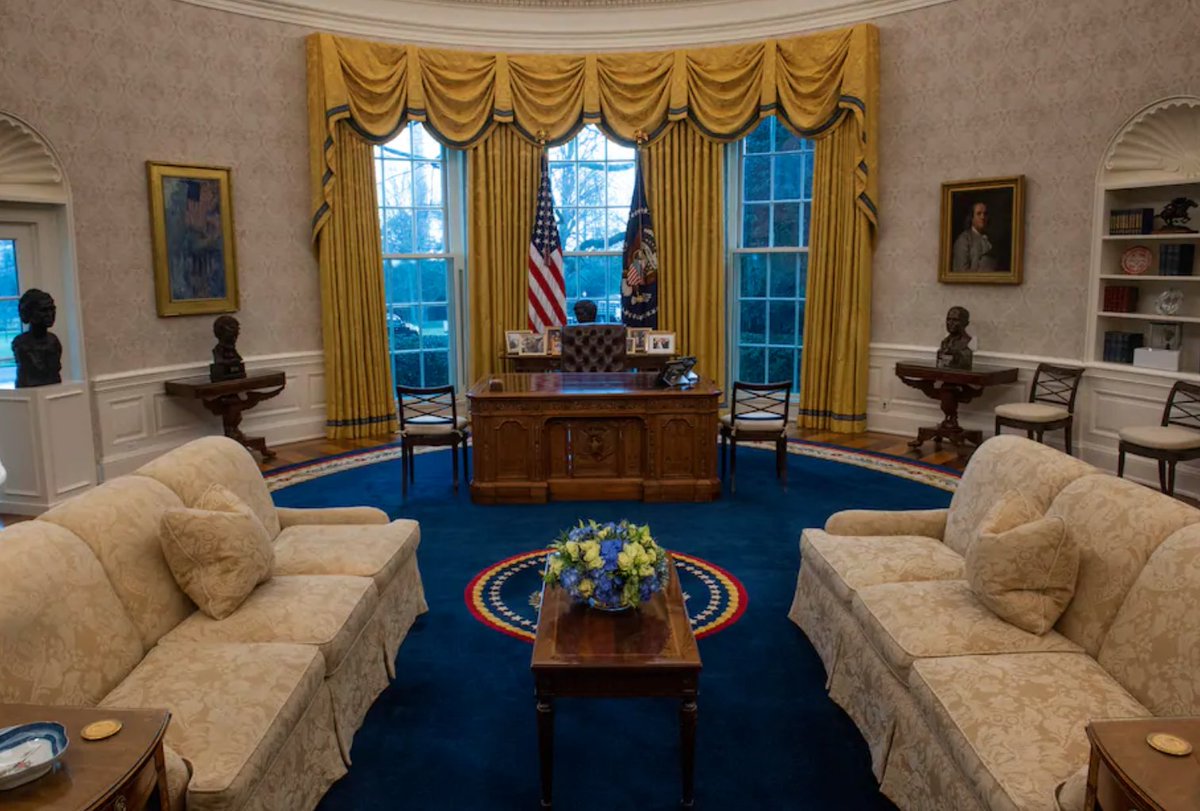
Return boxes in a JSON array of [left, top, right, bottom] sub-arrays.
[[531, 558, 702, 808], [1, 704, 171, 810]]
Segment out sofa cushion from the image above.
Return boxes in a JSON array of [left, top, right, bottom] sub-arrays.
[[272, 519, 420, 589], [909, 653, 1150, 811], [136, 435, 281, 538], [1098, 523, 1200, 716], [1047, 474, 1200, 656], [943, 435, 1095, 558], [0, 522, 144, 706], [39, 475, 194, 648], [161, 485, 274, 620], [967, 493, 1078, 634], [158, 575, 378, 675], [101, 642, 325, 811], [851, 580, 1082, 683], [801, 528, 964, 603]]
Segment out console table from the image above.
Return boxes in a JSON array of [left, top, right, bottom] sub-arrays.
[[164, 370, 286, 460], [894, 362, 1019, 450], [1085, 717, 1200, 810]]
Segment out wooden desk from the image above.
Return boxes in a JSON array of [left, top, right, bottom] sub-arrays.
[[531, 558, 701, 808], [894, 362, 1019, 451], [1, 704, 171, 810], [164, 370, 286, 460], [467, 372, 720, 504], [500, 353, 676, 374], [1085, 717, 1200, 810]]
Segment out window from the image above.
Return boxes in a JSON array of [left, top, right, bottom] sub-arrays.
[[375, 123, 462, 389], [0, 239, 20, 386], [731, 117, 815, 390], [547, 126, 637, 323]]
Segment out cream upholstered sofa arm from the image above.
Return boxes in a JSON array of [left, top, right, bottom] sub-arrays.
[[824, 508, 949, 539], [276, 506, 390, 528]]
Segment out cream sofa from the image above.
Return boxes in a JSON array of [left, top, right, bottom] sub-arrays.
[[0, 436, 427, 811], [788, 434, 1200, 811]]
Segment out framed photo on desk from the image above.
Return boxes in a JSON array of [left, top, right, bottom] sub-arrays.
[[647, 331, 676, 354], [518, 332, 547, 355], [506, 330, 531, 355]]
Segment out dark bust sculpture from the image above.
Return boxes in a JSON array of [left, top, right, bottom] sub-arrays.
[[937, 306, 974, 370], [12, 288, 62, 388], [209, 315, 247, 382], [573, 299, 598, 324]]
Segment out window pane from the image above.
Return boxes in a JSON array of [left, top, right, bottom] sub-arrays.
[[577, 127, 606, 161], [739, 345, 765, 384], [380, 161, 413, 208], [743, 156, 770, 202], [797, 253, 809, 298], [606, 162, 635, 207], [773, 153, 803, 201], [563, 255, 580, 300], [768, 300, 796, 345], [577, 208, 604, 252], [0, 300, 19, 376], [768, 253, 797, 297], [393, 352, 421, 388], [551, 164, 574, 209], [0, 239, 17, 298], [739, 300, 766, 346], [578, 255, 607, 301], [775, 124, 803, 153], [548, 139, 574, 162], [773, 203, 799, 247], [382, 209, 414, 254], [607, 138, 636, 161], [767, 347, 795, 387], [739, 253, 767, 298], [743, 204, 770, 248], [413, 126, 442, 159], [801, 202, 812, 248], [423, 351, 449, 387], [744, 119, 771, 154], [412, 162, 443, 207], [390, 304, 420, 351], [605, 210, 626, 250], [420, 259, 447, 302], [415, 209, 445, 253], [577, 163, 605, 207], [385, 258, 418, 303]]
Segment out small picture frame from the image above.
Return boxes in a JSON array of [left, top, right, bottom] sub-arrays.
[[647, 331, 675, 354], [518, 331, 547, 355], [627, 327, 650, 354], [545, 327, 562, 355], [938, 175, 1025, 285], [505, 330, 531, 355], [1150, 322, 1183, 351]]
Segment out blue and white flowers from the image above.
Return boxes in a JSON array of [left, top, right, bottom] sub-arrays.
[[544, 520, 669, 609]]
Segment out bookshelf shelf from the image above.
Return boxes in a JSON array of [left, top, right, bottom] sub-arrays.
[[1099, 312, 1200, 324], [1102, 234, 1200, 241], [1099, 274, 1200, 281]]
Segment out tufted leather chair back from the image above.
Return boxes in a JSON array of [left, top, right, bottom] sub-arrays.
[[561, 324, 628, 372]]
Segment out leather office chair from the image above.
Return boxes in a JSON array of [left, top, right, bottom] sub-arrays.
[[561, 324, 627, 372], [397, 384, 469, 497], [719, 380, 791, 493], [994, 363, 1085, 455], [1117, 380, 1200, 495]]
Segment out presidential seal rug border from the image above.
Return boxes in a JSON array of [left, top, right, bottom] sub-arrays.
[[464, 549, 748, 642]]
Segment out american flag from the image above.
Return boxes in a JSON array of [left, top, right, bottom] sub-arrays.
[[527, 154, 566, 332]]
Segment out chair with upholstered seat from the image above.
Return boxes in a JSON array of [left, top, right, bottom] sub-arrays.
[[993, 362, 1085, 455], [1117, 380, 1200, 495], [397, 384, 469, 496], [561, 324, 627, 372], [719, 380, 791, 493]]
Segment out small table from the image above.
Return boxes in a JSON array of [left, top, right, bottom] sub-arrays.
[[894, 361, 1019, 450], [1, 704, 172, 810], [1085, 717, 1200, 810], [164, 370, 286, 459], [531, 558, 702, 808]]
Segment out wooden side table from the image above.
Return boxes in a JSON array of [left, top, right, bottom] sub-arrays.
[[0, 704, 172, 810], [1085, 717, 1200, 810], [164, 370, 286, 459], [894, 361, 1019, 451]]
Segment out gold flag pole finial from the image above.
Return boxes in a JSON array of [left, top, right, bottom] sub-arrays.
[[634, 129, 648, 148], [535, 129, 548, 147]]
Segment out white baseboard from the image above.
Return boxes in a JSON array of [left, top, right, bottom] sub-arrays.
[[90, 351, 327, 479]]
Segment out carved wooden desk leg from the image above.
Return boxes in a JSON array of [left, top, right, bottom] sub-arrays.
[[679, 692, 698, 808], [536, 695, 554, 808], [201, 385, 284, 460]]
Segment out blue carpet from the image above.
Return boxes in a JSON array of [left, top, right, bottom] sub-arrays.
[[273, 444, 953, 810]]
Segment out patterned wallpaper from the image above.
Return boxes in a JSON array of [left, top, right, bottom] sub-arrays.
[[1, 0, 1198, 375], [0, 0, 318, 376], [872, 0, 1200, 358]]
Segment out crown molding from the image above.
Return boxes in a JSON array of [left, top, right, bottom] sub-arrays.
[[174, 0, 954, 50]]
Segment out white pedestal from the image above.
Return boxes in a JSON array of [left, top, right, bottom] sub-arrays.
[[0, 381, 97, 515]]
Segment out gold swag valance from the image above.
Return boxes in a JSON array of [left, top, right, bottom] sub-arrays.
[[307, 26, 879, 239]]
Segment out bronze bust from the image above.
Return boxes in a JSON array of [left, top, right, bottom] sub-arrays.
[[12, 288, 63, 388], [209, 315, 247, 382], [937, 306, 974, 370]]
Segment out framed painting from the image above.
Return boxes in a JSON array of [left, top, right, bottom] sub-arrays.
[[938, 175, 1025, 285], [147, 162, 239, 316]]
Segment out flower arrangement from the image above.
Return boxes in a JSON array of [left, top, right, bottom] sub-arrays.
[[543, 520, 669, 610]]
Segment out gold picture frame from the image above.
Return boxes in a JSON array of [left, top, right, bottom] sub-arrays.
[[147, 162, 239, 316], [938, 175, 1024, 285]]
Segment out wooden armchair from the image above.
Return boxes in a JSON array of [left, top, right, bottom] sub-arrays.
[[397, 384, 469, 496]]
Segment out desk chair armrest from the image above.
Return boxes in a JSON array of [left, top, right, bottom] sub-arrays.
[[276, 505, 390, 528], [824, 508, 948, 540]]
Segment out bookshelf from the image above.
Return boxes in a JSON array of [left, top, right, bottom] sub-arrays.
[[1088, 98, 1200, 375]]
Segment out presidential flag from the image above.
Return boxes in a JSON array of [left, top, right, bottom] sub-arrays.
[[621, 156, 658, 328], [527, 153, 566, 333]]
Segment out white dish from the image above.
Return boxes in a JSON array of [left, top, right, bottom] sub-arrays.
[[0, 722, 69, 791]]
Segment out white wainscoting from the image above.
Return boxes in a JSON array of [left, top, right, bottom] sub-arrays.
[[91, 351, 327, 479], [868, 343, 1200, 499]]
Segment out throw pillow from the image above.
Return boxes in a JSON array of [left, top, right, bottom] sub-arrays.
[[967, 490, 1079, 635], [160, 483, 274, 620]]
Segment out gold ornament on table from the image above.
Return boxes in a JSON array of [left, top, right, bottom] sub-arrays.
[[80, 719, 123, 741], [1145, 731, 1192, 756]]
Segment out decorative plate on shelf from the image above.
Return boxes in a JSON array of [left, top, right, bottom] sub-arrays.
[[1121, 245, 1153, 275], [0, 722, 69, 791], [1155, 288, 1184, 316]]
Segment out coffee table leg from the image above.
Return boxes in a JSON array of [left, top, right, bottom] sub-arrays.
[[537, 697, 554, 808], [680, 695, 697, 808]]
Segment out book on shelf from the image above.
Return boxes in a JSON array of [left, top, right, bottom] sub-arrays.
[[1108, 207, 1155, 235], [1159, 243, 1195, 276], [1102, 285, 1139, 313], [1103, 331, 1145, 364]]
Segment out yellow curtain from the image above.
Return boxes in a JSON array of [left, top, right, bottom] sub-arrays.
[[316, 122, 398, 438], [467, 127, 542, 380], [642, 122, 725, 394]]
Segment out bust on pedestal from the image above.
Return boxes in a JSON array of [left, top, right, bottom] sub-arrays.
[[937, 306, 974, 370], [11, 289, 62, 388], [209, 315, 246, 382]]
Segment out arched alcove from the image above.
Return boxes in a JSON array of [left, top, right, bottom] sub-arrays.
[[1102, 96, 1200, 188]]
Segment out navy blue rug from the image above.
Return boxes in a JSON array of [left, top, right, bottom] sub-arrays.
[[270, 442, 955, 810]]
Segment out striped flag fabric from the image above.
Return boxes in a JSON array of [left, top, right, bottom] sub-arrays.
[[527, 154, 566, 332]]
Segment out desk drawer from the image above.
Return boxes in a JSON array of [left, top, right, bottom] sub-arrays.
[[96, 755, 160, 811]]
